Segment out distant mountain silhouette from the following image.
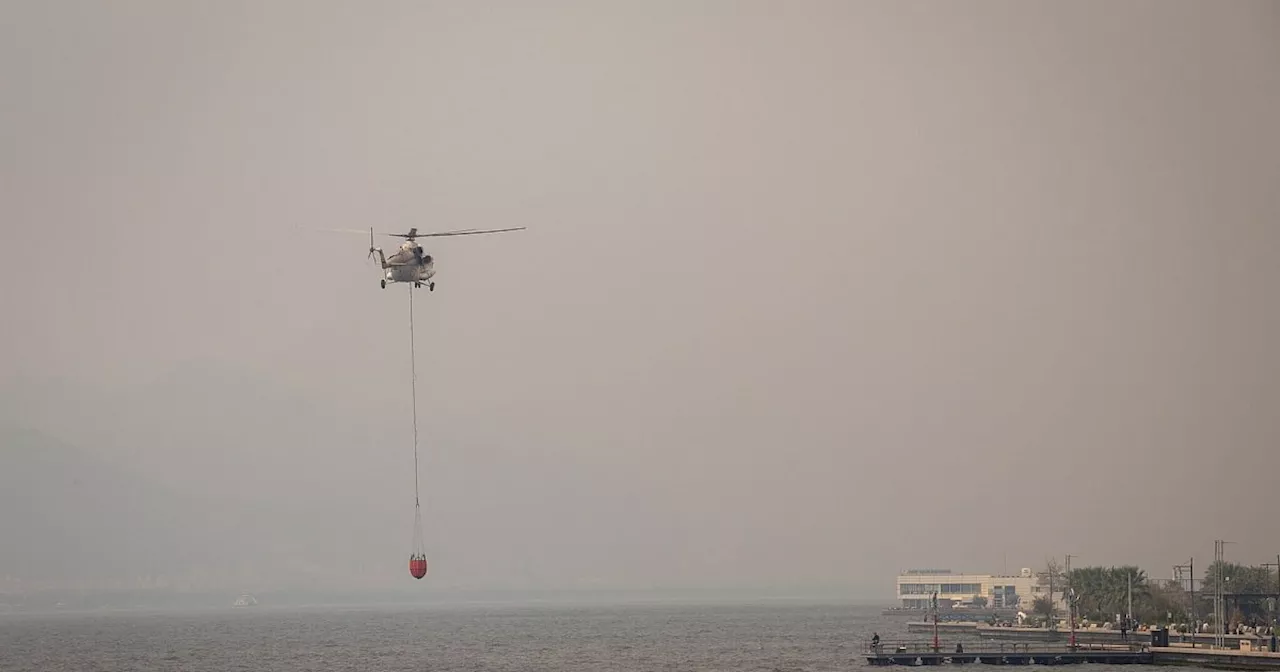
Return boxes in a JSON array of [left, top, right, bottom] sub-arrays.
[[0, 370, 409, 593], [0, 424, 359, 591], [0, 425, 195, 581]]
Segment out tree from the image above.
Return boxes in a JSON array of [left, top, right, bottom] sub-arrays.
[[1038, 559, 1067, 595], [1068, 566, 1102, 619], [1200, 562, 1273, 596], [1066, 565, 1150, 622], [1141, 580, 1188, 625], [1036, 559, 1068, 628], [1199, 561, 1279, 623], [1033, 595, 1058, 621], [972, 595, 988, 608]]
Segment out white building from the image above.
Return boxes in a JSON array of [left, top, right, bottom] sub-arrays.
[[896, 567, 1061, 611]]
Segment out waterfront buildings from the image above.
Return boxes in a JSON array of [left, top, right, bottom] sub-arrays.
[[896, 567, 1063, 611]]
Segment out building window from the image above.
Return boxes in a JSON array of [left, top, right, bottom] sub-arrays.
[[939, 583, 982, 594]]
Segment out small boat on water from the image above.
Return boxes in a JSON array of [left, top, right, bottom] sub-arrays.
[[233, 594, 258, 607]]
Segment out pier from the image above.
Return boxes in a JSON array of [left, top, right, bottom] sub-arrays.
[[865, 640, 1152, 666], [865, 641, 1280, 669], [906, 621, 1280, 650]]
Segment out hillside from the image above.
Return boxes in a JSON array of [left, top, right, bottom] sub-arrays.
[[0, 370, 414, 595], [0, 426, 197, 583], [1, 425, 341, 589]]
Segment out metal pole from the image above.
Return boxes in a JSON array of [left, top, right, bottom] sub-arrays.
[[1190, 557, 1195, 649], [1066, 555, 1077, 649], [1272, 556, 1280, 630], [933, 591, 940, 651], [1262, 558, 1280, 643], [1215, 541, 1221, 649], [1047, 560, 1055, 631], [1174, 559, 1196, 649], [1128, 571, 1134, 630], [1215, 540, 1230, 649], [1217, 540, 1236, 649]]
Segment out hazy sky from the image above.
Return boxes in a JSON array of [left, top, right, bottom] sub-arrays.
[[2, 0, 1278, 596]]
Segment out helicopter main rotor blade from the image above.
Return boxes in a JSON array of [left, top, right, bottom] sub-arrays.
[[313, 225, 527, 239], [391, 226, 527, 238], [316, 227, 376, 235]]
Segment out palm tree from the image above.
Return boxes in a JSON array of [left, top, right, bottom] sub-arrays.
[[1114, 566, 1151, 621], [1069, 566, 1108, 619], [1068, 566, 1150, 622]]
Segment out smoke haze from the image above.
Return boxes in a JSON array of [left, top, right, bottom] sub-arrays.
[[2, 0, 1278, 598]]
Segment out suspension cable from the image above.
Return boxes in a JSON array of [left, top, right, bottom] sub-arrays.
[[409, 285, 421, 508]]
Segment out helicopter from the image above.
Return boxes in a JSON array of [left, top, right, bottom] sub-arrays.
[[355, 226, 526, 290]]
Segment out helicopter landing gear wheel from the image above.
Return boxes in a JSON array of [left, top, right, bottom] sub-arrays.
[[429, 282, 435, 292], [381, 279, 386, 289]]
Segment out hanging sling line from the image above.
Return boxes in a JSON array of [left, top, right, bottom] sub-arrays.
[[408, 284, 427, 578], [410, 284, 421, 509]]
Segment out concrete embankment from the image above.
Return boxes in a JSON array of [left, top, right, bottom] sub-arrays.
[[975, 625, 1262, 648], [893, 629, 1280, 670], [907, 621, 1270, 649], [1152, 646, 1280, 670]]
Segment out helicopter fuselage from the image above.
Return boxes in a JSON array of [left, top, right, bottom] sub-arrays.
[[386, 263, 435, 283], [374, 241, 436, 289]]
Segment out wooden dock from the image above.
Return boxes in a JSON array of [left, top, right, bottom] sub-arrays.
[[864, 641, 1153, 666]]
